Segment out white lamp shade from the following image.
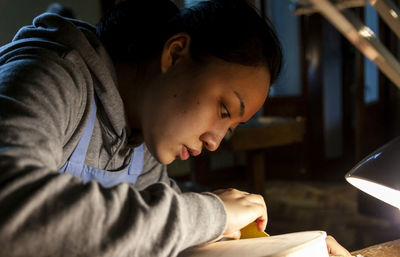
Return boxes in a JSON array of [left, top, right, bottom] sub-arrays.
[[345, 137, 400, 209]]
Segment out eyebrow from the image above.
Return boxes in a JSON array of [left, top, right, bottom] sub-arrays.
[[233, 90, 245, 117]]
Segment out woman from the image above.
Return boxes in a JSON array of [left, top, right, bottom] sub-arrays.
[[0, 0, 349, 256]]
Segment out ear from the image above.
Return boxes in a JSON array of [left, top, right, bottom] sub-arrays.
[[160, 33, 191, 73]]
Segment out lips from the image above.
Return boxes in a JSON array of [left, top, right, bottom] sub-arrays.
[[180, 145, 201, 160], [187, 148, 201, 157], [180, 145, 190, 160]]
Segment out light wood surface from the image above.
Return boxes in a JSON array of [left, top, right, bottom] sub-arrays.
[[351, 239, 400, 257], [178, 231, 328, 257]]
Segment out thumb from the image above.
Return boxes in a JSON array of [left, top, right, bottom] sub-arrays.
[[224, 230, 241, 240]]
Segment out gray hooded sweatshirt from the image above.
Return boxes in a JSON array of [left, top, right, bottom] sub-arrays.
[[0, 13, 226, 257]]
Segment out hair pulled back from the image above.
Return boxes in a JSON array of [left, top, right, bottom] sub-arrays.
[[96, 0, 283, 84]]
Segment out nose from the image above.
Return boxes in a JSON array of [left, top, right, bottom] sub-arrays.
[[199, 129, 226, 152]]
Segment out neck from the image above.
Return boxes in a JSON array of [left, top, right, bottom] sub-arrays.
[[113, 60, 143, 130]]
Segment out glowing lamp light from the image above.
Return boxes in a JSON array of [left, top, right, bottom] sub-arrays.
[[345, 137, 400, 210]]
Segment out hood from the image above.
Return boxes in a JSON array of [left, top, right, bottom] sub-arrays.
[[2, 12, 130, 140]]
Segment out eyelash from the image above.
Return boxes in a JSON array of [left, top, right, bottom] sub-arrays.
[[221, 103, 231, 119], [221, 103, 234, 135]]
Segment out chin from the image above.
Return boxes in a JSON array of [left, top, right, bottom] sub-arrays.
[[156, 155, 174, 165], [159, 151, 176, 165], [150, 146, 175, 165], [143, 134, 173, 164]]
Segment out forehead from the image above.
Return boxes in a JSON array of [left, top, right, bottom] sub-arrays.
[[198, 59, 270, 111], [197, 57, 269, 85]]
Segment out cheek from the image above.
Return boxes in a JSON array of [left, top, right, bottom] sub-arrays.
[[141, 77, 219, 163], [142, 92, 212, 157], [156, 103, 211, 163], [162, 98, 212, 138]]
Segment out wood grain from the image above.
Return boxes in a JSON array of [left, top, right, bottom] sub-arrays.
[[351, 239, 400, 257]]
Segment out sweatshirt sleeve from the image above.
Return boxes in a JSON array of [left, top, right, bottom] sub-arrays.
[[0, 54, 226, 256]]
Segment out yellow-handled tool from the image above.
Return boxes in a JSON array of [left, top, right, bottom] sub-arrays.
[[240, 222, 269, 239]]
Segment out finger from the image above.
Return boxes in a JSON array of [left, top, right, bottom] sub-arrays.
[[242, 193, 265, 205], [261, 204, 268, 231], [211, 235, 223, 243], [241, 208, 267, 233], [212, 189, 226, 194], [224, 230, 241, 240], [215, 188, 243, 196], [247, 201, 268, 228], [256, 217, 268, 232], [326, 236, 351, 256], [242, 194, 267, 213], [227, 188, 248, 195]]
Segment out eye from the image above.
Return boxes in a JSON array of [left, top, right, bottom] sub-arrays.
[[221, 103, 231, 119]]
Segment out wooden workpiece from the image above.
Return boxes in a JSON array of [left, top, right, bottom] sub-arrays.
[[178, 235, 400, 257], [178, 231, 328, 257], [351, 239, 400, 257]]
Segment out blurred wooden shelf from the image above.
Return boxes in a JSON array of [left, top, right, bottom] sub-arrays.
[[193, 116, 306, 196], [227, 116, 305, 151]]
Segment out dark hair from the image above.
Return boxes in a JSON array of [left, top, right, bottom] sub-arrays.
[[46, 3, 76, 19], [96, 0, 283, 84]]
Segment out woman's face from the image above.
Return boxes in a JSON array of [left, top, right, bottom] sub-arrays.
[[140, 56, 270, 165]]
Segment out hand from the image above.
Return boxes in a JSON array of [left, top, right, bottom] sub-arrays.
[[326, 235, 351, 256], [213, 188, 268, 240]]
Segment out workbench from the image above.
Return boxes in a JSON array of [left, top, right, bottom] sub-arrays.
[[178, 236, 400, 257], [352, 239, 400, 257]]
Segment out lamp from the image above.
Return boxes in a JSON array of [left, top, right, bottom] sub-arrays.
[[345, 137, 400, 210]]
